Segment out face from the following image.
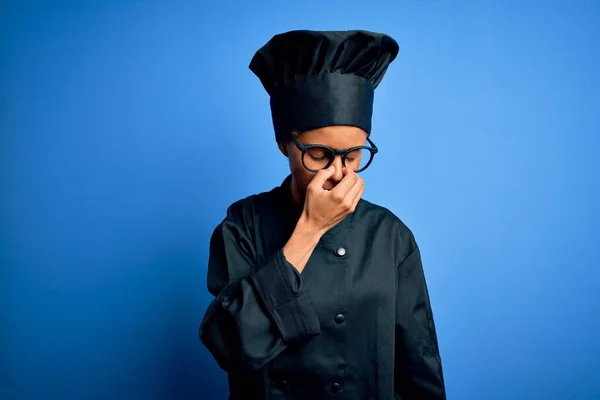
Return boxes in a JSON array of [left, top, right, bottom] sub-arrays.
[[277, 125, 369, 203]]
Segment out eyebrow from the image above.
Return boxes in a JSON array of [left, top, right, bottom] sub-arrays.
[[300, 141, 366, 150]]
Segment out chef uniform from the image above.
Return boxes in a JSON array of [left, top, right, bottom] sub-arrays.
[[199, 30, 446, 400]]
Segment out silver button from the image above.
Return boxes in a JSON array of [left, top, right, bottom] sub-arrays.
[[336, 247, 346, 257], [277, 380, 288, 389], [331, 382, 343, 393]]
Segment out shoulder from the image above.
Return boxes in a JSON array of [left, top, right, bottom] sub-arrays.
[[210, 185, 281, 256], [223, 184, 281, 224], [356, 198, 418, 263], [356, 199, 415, 241]]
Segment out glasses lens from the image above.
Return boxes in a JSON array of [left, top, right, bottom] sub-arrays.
[[303, 147, 332, 171], [345, 148, 373, 172]]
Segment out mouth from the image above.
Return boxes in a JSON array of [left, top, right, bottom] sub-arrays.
[[322, 181, 338, 191]]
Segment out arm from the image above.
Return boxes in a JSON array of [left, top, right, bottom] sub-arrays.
[[199, 206, 321, 372], [394, 244, 446, 400]]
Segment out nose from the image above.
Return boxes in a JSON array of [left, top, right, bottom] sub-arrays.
[[330, 156, 344, 182]]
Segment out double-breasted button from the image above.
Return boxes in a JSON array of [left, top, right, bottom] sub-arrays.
[[336, 247, 346, 257], [331, 382, 343, 393], [277, 380, 288, 389], [334, 313, 345, 324]]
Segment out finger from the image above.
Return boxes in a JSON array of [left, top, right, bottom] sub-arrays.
[[351, 185, 365, 210], [330, 168, 358, 198], [342, 166, 355, 179], [349, 186, 365, 213], [345, 176, 364, 205], [309, 165, 336, 190]]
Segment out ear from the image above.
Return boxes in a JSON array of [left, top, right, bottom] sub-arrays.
[[277, 141, 289, 157]]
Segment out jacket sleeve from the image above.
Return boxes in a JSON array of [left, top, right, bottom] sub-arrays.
[[199, 206, 321, 372], [394, 244, 446, 400]]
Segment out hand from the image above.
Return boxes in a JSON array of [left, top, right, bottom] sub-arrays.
[[301, 166, 364, 235], [283, 167, 363, 273]]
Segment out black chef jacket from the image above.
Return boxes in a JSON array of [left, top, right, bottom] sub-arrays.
[[199, 175, 446, 399]]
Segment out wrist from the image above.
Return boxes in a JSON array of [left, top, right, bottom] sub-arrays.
[[296, 213, 326, 243]]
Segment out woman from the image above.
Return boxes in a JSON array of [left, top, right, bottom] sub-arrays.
[[199, 30, 446, 400]]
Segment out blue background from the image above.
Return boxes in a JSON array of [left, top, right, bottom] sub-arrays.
[[2, 0, 599, 399]]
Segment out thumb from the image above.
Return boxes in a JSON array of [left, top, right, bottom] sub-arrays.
[[309, 166, 336, 190]]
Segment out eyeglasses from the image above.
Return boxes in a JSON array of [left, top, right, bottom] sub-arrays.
[[290, 135, 379, 173]]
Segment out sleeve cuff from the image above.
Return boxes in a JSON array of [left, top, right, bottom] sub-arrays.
[[249, 249, 321, 343]]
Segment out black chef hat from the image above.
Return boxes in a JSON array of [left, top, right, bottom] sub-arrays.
[[249, 30, 399, 142]]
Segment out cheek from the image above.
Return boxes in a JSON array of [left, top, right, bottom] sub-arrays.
[[289, 152, 313, 188]]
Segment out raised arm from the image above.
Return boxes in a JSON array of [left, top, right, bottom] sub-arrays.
[[199, 205, 321, 372]]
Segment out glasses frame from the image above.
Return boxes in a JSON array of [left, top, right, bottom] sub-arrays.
[[290, 135, 379, 173]]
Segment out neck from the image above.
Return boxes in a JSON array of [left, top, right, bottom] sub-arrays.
[[289, 176, 305, 210]]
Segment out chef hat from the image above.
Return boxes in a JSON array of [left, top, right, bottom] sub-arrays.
[[249, 30, 399, 142]]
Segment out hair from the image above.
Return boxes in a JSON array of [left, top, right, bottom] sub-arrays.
[[278, 130, 302, 145]]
